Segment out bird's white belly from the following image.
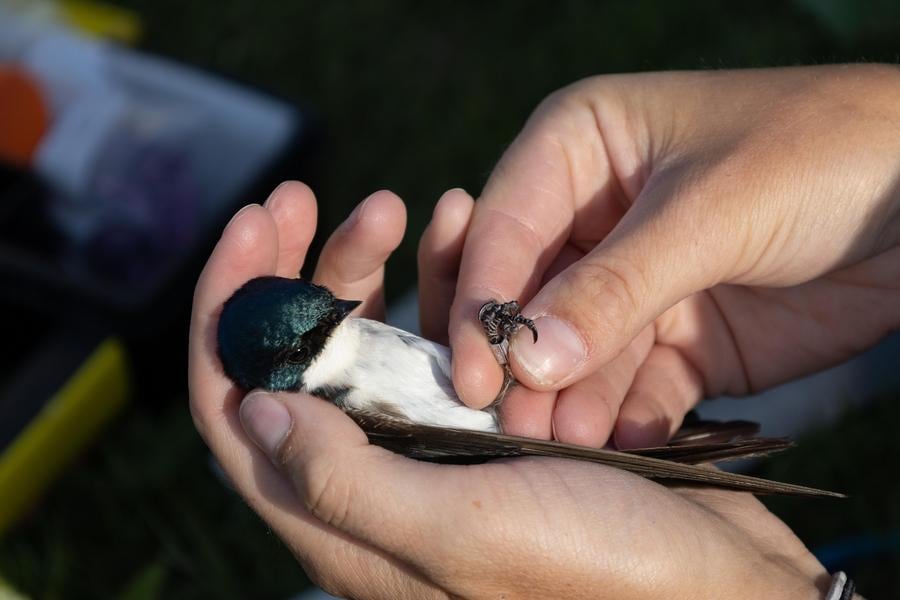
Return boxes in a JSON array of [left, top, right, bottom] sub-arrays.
[[347, 333, 498, 431], [308, 318, 499, 432]]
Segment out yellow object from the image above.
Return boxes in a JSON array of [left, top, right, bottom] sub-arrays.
[[0, 338, 130, 537], [4, 0, 142, 44], [0, 576, 29, 600], [59, 0, 142, 44]]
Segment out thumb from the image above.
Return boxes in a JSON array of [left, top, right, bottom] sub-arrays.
[[237, 390, 465, 566], [509, 195, 724, 390]]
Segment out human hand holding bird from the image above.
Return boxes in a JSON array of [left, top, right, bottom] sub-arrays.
[[189, 182, 833, 599], [216, 272, 838, 496]]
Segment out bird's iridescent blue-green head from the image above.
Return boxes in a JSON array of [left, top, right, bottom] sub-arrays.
[[217, 277, 361, 391]]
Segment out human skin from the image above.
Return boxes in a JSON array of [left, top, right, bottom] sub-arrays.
[[189, 65, 894, 597], [442, 65, 900, 449], [189, 183, 832, 599]]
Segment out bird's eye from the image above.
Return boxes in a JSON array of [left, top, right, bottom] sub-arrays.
[[286, 347, 309, 364]]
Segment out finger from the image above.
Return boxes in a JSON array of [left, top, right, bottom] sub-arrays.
[[613, 344, 704, 449], [253, 457, 446, 600], [238, 395, 447, 600], [239, 390, 481, 569], [508, 173, 726, 392], [188, 203, 307, 538], [189, 203, 279, 444], [551, 325, 654, 447], [264, 181, 319, 277], [495, 240, 587, 439], [418, 188, 475, 344], [540, 242, 587, 285], [449, 107, 592, 408], [496, 386, 557, 440], [313, 190, 407, 320]]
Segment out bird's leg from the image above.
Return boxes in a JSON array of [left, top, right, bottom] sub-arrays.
[[478, 299, 539, 406], [488, 341, 516, 407]]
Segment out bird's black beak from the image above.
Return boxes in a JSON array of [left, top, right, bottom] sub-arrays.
[[334, 299, 362, 320]]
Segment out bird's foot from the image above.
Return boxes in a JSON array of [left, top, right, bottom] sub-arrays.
[[478, 300, 538, 347], [479, 299, 538, 408]]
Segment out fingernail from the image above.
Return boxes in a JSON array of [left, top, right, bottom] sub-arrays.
[[263, 182, 290, 208], [345, 193, 374, 227], [613, 404, 670, 449], [225, 203, 258, 230], [442, 187, 467, 199], [240, 392, 292, 458], [613, 423, 668, 450], [511, 316, 586, 386]]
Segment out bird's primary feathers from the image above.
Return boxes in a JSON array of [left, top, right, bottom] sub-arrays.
[[217, 276, 843, 498]]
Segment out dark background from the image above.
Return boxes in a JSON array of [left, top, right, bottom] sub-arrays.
[[2, 1, 900, 597]]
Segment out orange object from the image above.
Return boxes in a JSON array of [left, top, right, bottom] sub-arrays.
[[0, 66, 49, 167]]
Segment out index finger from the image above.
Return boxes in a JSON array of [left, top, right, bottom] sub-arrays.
[[449, 117, 576, 408]]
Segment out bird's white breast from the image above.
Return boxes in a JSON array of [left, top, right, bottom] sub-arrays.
[[301, 317, 362, 390], [303, 318, 498, 433]]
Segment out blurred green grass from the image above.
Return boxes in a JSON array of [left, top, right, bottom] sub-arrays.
[[2, 1, 900, 598]]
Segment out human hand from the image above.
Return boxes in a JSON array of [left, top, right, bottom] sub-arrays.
[[447, 65, 900, 449], [189, 186, 830, 598]]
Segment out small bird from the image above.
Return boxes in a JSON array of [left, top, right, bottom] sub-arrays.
[[217, 276, 843, 498], [218, 276, 499, 432]]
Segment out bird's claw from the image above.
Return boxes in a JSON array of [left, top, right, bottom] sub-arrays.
[[478, 299, 538, 346]]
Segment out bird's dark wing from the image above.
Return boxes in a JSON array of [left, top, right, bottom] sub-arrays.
[[345, 409, 843, 499], [627, 416, 792, 464], [628, 437, 793, 464], [668, 418, 760, 445]]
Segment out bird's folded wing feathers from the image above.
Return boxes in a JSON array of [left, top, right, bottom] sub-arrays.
[[346, 408, 844, 499], [392, 328, 454, 380]]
